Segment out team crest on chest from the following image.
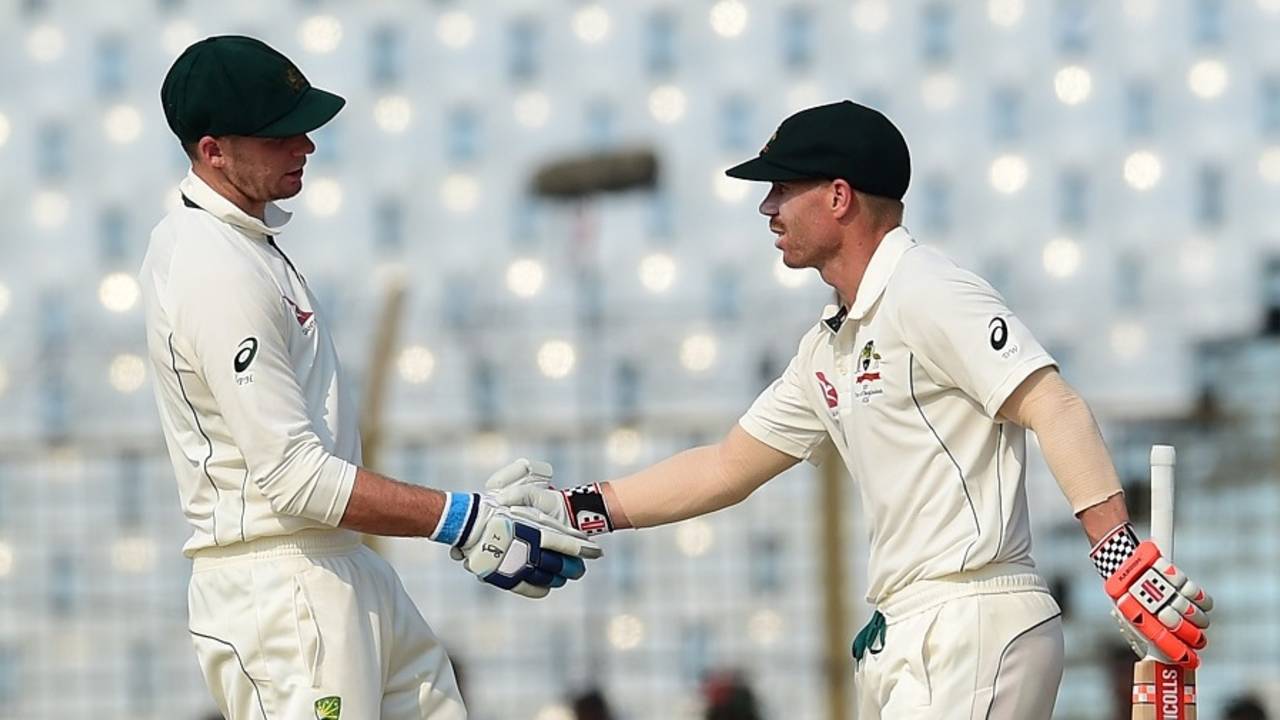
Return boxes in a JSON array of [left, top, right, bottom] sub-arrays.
[[854, 340, 885, 404]]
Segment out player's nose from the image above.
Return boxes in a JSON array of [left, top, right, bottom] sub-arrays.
[[758, 186, 781, 216]]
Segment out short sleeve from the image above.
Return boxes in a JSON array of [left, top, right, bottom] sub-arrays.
[[738, 350, 835, 466], [893, 260, 1055, 418]]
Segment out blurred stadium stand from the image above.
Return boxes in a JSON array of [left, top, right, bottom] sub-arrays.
[[0, 0, 1278, 718]]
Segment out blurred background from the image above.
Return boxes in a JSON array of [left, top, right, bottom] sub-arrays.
[[1, 0, 1279, 718]]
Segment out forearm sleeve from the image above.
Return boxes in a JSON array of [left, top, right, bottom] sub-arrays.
[[1001, 368, 1123, 514], [607, 424, 798, 528]]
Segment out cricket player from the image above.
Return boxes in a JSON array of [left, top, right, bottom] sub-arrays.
[[491, 101, 1214, 718], [140, 36, 600, 719]]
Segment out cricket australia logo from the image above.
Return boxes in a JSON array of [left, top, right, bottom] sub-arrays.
[[285, 65, 308, 94], [314, 695, 341, 719], [854, 340, 885, 404], [760, 129, 778, 155], [283, 295, 317, 336], [815, 371, 840, 419]]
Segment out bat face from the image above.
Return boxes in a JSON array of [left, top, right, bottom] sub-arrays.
[[1132, 660, 1195, 719]]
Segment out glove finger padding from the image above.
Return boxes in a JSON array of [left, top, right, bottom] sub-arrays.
[[1153, 557, 1213, 619], [1116, 594, 1200, 669], [1163, 593, 1210, 630], [494, 485, 573, 526], [486, 459, 554, 492]]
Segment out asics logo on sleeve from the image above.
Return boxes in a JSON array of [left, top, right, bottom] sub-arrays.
[[988, 317, 1008, 351], [234, 337, 259, 373]]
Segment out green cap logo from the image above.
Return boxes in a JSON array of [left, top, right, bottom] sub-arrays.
[[314, 696, 341, 719]]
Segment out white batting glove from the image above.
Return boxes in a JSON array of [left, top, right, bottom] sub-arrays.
[[432, 460, 603, 598], [487, 461, 618, 536]]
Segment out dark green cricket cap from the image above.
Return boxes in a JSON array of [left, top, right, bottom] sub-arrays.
[[726, 100, 911, 200], [161, 35, 345, 144]]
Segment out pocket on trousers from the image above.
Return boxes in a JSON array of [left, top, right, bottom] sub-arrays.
[[292, 572, 324, 689], [903, 605, 947, 709]]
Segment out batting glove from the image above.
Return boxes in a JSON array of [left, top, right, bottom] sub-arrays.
[[1090, 522, 1213, 669], [431, 460, 603, 598], [486, 461, 618, 536]]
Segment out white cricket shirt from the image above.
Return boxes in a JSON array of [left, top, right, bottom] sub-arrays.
[[140, 171, 359, 556], [740, 227, 1055, 604]]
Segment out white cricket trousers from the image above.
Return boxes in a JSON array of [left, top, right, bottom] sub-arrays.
[[853, 564, 1064, 720], [188, 529, 467, 720]]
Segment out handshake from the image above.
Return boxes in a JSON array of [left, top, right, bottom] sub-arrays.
[[433, 459, 607, 598]]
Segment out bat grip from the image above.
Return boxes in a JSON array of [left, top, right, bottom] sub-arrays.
[[1149, 445, 1175, 560]]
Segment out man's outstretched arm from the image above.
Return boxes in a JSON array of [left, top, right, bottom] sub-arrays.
[[490, 424, 801, 535]]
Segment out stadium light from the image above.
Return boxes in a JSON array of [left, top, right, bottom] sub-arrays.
[[441, 174, 479, 213], [537, 340, 576, 379], [437, 11, 475, 49], [109, 353, 147, 393], [397, 345, 436, 384], [26, 24, 65, 63], [505, 259, 546, 298], [514, 91, 551, 129], [298, 15, 342, 54], [572, 5, 611, 44], [851, 0, 890, 33], [639, 253, 677, 293], [0, 112, 11, 149], [649, 85, 687, 124], [989, 154, 1029, 194], [1188, 59, 1229, 100], [1042, 237, 1083, 279], [1110, 320, 1148, 360], [33, 190, 69, 229], [104, 104, 143, 145], [607, 614, 645, 650], [680, 333, 718, 372], [99, 272, 140, 313], [921, 72, 959, 111], [374, 95, 412, 134], [606, 428, 644, 466], [1054, 65, 1093, 105], [676, 519, 714, 556], [304, 178, 343, 216], [1123, 151, 1163, 191], [710, 0, 749, 37]]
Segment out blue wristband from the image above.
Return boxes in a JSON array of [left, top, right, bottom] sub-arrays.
[[432, 492, 477, 546]]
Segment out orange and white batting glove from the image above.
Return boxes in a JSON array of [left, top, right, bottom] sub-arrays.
[[1090, 523, 1213, 669]]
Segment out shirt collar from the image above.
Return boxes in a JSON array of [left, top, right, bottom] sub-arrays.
[[178, 170, 292, 238], [819, 225, 917, 333]]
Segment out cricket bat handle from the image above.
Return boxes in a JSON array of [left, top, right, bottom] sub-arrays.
[[1132, 445, 1196, 720]]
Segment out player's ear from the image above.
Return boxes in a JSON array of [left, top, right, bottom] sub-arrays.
[[830, 178, 855, 220], [197, 135, 227, 168]]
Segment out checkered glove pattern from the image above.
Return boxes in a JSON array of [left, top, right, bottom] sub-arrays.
[[1089, 522, 1214, 669], [1090, 522, 1140, 578]]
